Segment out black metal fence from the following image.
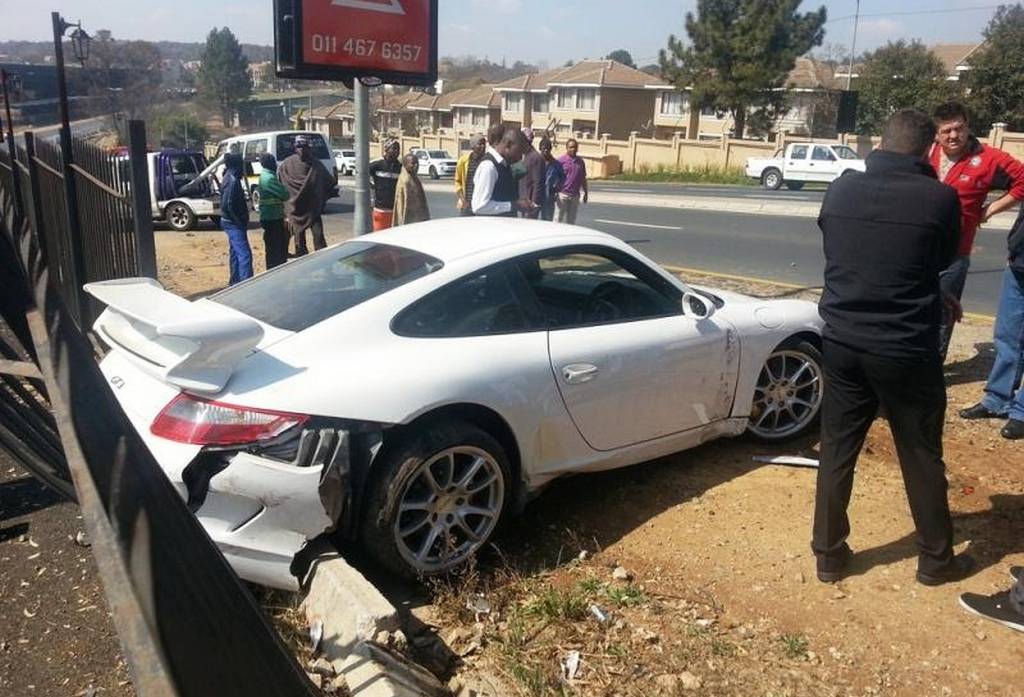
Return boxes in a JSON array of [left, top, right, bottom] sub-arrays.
[[0, 118, 320, 695]]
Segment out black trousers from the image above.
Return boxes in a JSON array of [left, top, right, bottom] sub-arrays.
[[262, 219, 289, 269], [812, 339, 955, 575], [292, 218, 326, 256]]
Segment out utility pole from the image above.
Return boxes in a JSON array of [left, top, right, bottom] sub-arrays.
[[353, 79, 371, 236], [846, 0, 860, 91]]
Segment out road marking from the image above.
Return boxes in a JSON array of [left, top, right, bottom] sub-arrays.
[[592, 188, 653, 194], [660, 264, 997, 322], [593, 218, 683, 231]]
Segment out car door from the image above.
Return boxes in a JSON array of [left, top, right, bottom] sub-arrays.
[[415, 150, 429, 175], [784, 144, 811, 180], [514, 247, 735, 452], [810, 145, 840, 182]]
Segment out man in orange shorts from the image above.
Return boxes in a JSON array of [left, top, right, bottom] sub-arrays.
[[369, 139, 402, 231]]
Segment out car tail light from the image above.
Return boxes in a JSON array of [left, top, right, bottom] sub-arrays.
[[151, 393, 309, 446]]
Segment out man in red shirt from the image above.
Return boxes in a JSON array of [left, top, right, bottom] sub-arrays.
[[929, 102, 1024, 358]]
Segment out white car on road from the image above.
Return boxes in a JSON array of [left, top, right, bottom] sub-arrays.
[[88, 219, 823, 588], [411, 148, 457, 179], [334, 149, 356, 176], [746, 142, 866, 190]]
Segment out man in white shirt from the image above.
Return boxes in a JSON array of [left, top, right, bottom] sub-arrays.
[[472, 124, 536, 217]]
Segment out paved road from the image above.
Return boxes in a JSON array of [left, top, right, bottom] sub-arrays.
[[325, 180, 1008, 317]]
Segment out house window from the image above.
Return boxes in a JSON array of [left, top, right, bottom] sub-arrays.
[[503, 92, 522, 113], [472, 110, 485, 126], [700, 105, 718, 118], [556, 88, 573, 109], [660, 92, 684, 115], [534, 93, 550, 113], [576, 88, 596, 111]]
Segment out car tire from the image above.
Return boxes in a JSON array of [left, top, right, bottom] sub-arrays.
[[165, 202, 196, 232], [746, 339, 823, 442], [785, 181, 805, 191], [360, 419, 511, 579], [429, 166, 439, 180], [250, 186, 261, 214], [762, 168, 783, 191]]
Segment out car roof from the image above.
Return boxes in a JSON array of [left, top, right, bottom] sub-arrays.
[[366, 218, 620, 264]]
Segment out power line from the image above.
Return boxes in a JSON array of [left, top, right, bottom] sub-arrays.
[[826, 3, 1002, 24]]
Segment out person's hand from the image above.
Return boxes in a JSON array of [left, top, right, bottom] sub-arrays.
[[456, 196, 464, 209], [943, 292, 963, 323], [981, 205, 992, 223], [582, 191, 589, 204], [515, 199, 538, 212]]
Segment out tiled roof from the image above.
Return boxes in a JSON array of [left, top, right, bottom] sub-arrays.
[[447, 85, 500, 108], [309, 101, 354, 119], [929, 43, 982, 76], [493, 60, 668, 91], [784, 57, 842, 90], [376, 91, 422, 113]]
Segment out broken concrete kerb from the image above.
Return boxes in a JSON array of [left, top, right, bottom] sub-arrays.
[[301, 549, 447, 696]]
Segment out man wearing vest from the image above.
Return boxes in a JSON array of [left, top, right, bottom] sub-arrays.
[[472, 124, 537, 217], [929, 102, 1024, 358]]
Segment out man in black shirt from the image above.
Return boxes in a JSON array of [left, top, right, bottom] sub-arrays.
[[813, 110, 974, 586], [369, 139, 402, 231]]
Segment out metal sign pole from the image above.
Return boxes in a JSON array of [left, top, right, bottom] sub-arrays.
[[353, 79, 371, 236]]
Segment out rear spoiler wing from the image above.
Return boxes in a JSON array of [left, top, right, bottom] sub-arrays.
[[85, 278, 263, 394]]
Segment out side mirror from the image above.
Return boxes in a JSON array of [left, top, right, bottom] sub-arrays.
[[683, 292, 715, 320]]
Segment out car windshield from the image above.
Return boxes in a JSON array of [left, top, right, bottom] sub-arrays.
[[342, 150, 355, 157], [276, 133, 331, 161], [428, 150, 451, 159], [212, 241, 444, 332], [833, 145, 859, 160]]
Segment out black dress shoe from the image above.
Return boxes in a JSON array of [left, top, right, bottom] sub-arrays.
[[959, 403, 1004, 420], [816, 545, 853, 583], [917, 554, 975, 586], [1001, 418, 1024, 440]]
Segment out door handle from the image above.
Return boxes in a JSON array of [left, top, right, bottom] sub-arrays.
[[562, 363, 599, 384]]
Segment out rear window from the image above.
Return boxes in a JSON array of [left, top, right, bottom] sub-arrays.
[[276, 133, 331, 161], [212, 241, 443, 332], [428, 150, 450, 159]]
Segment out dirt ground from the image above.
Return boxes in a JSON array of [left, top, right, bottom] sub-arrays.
[[151, 229, 1024, 697]]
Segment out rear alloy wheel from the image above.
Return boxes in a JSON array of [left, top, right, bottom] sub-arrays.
[[762, 168, 783, 190], [747, 341, 823, 441], [429, 166, 439, 180], [361, 420, 509, 578], [165, 202, 196, 232]]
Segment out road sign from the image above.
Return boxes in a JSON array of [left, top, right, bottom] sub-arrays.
[[275, 0, 438, 86]]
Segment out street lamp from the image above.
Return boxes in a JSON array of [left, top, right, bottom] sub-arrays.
[[69, 26, 91, 63]]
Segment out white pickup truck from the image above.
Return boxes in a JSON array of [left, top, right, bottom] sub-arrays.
[[745, 142, 866, 190]]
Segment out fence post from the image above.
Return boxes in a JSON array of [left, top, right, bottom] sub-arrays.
[[22, 133, 51, 272], [629, 131, 639, 172], [127, 120, 157, 279]]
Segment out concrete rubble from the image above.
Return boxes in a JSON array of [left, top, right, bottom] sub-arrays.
[[301, 548, 448, 697]]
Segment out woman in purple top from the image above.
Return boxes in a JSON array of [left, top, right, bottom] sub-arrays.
[[556, 138, 588, 224]]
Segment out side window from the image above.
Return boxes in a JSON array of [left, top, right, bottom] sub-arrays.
[[393, 266, 530, 338], [227, 141, 243, 155], [812, 146, 835, 161], [244, 139, 269, 160], [789, 145, 808, 160], [515, 248, 681, 329]]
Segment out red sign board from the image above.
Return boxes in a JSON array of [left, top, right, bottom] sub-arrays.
[[275, 0, 437, 86]]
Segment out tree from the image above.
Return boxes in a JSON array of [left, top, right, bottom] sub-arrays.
[[966, 4, 1024, 132], [197, 27, 251, 127], [87, 30, 163, 122], [151, 110, 209, 150], [659, 0, 827, 139], [854, 40, 955, 135], [606, 49, 636, 68]]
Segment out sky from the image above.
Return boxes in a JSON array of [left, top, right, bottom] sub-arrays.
[[0, 0, 999, 66]]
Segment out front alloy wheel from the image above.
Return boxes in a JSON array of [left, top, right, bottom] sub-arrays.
[[747, 341, 823, 441]]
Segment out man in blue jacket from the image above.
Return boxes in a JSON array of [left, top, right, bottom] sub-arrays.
[[220, 153, 253, 285]]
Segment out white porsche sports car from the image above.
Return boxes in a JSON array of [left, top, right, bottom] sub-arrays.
[[89, 218, 823, 589]]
